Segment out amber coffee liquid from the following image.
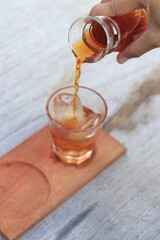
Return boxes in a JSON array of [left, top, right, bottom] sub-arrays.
[[72, 9, 147, 109]]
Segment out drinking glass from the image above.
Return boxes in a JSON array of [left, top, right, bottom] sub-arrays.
[[46, 86, 107, 165]]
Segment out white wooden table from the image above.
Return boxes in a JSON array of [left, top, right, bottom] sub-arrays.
[[0, 0, 160, 239]]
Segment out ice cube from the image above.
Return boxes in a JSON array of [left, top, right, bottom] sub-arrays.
[[53, 93, 84, 125], [81, 113, 102, 130]]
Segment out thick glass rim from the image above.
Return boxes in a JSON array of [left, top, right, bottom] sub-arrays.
[[68, 15, 121, 61], [46, 85, 108, 133], [68, 16, 109, 63]]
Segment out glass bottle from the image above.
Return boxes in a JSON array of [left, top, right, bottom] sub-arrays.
[[68, 9, 147, 63]]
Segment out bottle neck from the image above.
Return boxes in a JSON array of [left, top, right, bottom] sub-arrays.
[[68, 16, 121, 63], [99, 16, 121, 53], [83, 16, 121, 55]]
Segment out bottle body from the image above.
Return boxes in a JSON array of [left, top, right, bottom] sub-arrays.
[[103, 9, 147, 53], [68, 9, 147, 63]]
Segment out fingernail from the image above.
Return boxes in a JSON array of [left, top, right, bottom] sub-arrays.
[[118, 56, 129, 64]]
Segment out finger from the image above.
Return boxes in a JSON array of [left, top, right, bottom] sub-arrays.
[[101, 0, 111, 3], [117, 31, 155, 64], [90, 0, 145, 17]]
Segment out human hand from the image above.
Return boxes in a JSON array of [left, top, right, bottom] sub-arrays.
[[90, 0, 160, 63]]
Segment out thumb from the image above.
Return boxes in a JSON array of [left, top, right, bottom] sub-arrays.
[[117, 31, 155, 64]]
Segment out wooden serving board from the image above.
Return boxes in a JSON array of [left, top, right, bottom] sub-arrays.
[[0, 126, 126, 240]]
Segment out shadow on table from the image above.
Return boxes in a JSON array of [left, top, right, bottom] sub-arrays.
[[55, 203, 97, 240], [104, 68, 160, 132]]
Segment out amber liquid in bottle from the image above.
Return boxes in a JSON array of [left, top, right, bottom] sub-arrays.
[[91, 9, 147, 52]]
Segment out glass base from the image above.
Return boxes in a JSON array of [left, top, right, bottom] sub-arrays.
[[52, 144, 93, 165]]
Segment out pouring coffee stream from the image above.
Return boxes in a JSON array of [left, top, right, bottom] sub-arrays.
[[69, 9, 147, 116]]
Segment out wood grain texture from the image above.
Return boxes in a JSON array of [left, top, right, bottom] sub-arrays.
[[0, 127, 126, 240], [0, 0, 160, 239]]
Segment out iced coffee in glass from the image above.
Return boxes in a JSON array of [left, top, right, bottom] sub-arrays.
[[46, 86, 107, 165]]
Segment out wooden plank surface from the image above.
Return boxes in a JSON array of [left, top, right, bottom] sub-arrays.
[[0, 127, 126, 240], [0, 0, 160, 239]]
